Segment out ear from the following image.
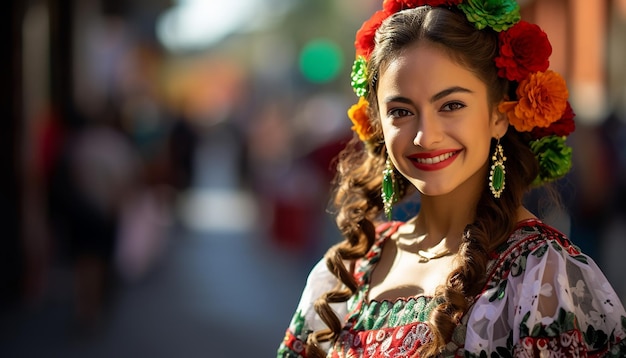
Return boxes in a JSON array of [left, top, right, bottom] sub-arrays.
[[491, 104, 509, 139]]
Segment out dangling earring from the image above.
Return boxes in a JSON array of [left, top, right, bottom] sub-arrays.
[[382, 157, 398, 220], [489, 138, 506, 198]]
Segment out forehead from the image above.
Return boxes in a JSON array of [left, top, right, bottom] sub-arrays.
[[377, 43, 486, 96]]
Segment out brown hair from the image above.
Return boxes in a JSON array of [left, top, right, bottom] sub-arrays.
[[306, 6, 539, 357]]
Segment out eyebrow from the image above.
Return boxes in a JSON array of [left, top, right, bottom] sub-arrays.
[[431, 86, 473, 102], [383, 86, 474, 105]]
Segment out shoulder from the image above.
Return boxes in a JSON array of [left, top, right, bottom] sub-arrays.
[[300, 258, 342, 310], [303, 221, 405, 306], [278, 258, 348, 355], [485, 219, 583, 287], [464, 220, 626, 356], [498, 219, 576, 257], [353, 221, 404, 284]]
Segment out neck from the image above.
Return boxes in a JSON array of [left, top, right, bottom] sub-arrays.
[[408, 166, 486, 251]]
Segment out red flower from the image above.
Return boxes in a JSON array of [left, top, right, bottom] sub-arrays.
[[522, 337, 534, 349], [536, 338, 549, 351], [355, 10, 390, 59], [495, 21, 552, 82], [383, 0, 462, 13], [530, 102, 576, 139], [358, 1, 464, 59]]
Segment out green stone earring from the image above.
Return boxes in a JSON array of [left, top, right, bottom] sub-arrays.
[[489, 138, 506, 199], [382, 157, 398, 220]]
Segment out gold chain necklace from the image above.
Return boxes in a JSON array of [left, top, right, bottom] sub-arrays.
[[416, 249, 454, 263]]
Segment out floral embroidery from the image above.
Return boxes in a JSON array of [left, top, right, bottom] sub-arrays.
[[278, 220, 626, 358], [512, 330, 585, 357]]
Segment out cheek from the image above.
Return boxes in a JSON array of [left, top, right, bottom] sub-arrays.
[[470, 135, 493, 164], [381, 123, 405, 149]]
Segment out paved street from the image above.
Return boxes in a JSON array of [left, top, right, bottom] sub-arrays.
[[1, 126, 335, 358]]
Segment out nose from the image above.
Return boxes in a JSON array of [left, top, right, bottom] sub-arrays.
[[413, 112, 443, 148]]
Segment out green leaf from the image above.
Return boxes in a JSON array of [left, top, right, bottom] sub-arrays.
[[532, 244, 548, 258], [510, 255, 526, 277], [496, 346, 513, 358], [531, 322, 543, 337], [489, 280, 508, 302], [573, 254, 589, 265], [520, 311, 531, 337]]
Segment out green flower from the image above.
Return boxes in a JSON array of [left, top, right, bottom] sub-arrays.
[[530, 135, 573, 185], [351, 56, 369, 98], [458, 0, 521, 32]]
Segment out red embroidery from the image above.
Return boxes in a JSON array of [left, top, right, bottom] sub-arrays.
[[331, 322, 431, 358]]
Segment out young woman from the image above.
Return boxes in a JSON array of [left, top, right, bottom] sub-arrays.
[[278, 1, 626, 357]]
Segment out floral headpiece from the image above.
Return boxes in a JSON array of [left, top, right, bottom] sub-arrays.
[[347, 0, 575, 185]]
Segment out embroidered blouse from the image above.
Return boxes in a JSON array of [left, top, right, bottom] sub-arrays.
[[277, 219, 626, 357]]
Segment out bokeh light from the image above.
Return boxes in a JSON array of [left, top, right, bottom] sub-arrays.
[[298, 39, 344, 84]]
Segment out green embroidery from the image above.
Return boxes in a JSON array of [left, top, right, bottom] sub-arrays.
[[290, 309, 306, 336], [388, 300, 403, 327], [526, 308, 577, 338], [510, 255, 526, 277], [572, 254, 589, 265], [489, 280, 507, 302], [520, 311, 531, 337], [352, 296, 433, 330], [584, 324, 609, 350], [532, 243, 548, 258], [495, 346, 513, 358]]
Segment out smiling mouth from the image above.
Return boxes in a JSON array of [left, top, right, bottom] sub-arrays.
[[412, 151, 457, 165]]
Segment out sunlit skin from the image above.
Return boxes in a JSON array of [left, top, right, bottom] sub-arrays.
[[368, 42, 531, 301], [378, 43, 507, 199]]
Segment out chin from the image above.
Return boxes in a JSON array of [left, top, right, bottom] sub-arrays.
[[413, 184, 454, 198]]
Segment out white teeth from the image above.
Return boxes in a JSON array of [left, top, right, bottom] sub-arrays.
[[416, 152, 454, 164]]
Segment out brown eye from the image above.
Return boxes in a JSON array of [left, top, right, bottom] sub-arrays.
[[441, 102, 466, 112], [388, 108, 413, 118]]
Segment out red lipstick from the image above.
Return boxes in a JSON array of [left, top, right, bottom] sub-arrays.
[[408, 149, 460, 171]]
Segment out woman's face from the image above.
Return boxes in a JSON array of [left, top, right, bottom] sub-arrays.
[[377, 42, 508, 198]]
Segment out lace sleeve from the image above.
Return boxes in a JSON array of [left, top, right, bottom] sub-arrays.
[[277, 258, 348, 357], [464, 231, 626, 357]]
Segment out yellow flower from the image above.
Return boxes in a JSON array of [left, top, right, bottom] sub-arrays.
[[348, 97, 373, 141], [499, 70, 568, 132]]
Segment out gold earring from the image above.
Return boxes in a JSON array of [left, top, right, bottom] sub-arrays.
[[489, 138, 506, 198]]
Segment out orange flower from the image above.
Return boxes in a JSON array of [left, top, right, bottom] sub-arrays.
[[499, 70, 568, 132], [348, 97, 373, 141]]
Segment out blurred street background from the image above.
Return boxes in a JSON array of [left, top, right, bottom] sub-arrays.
[[1, 0, 626, 357]]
